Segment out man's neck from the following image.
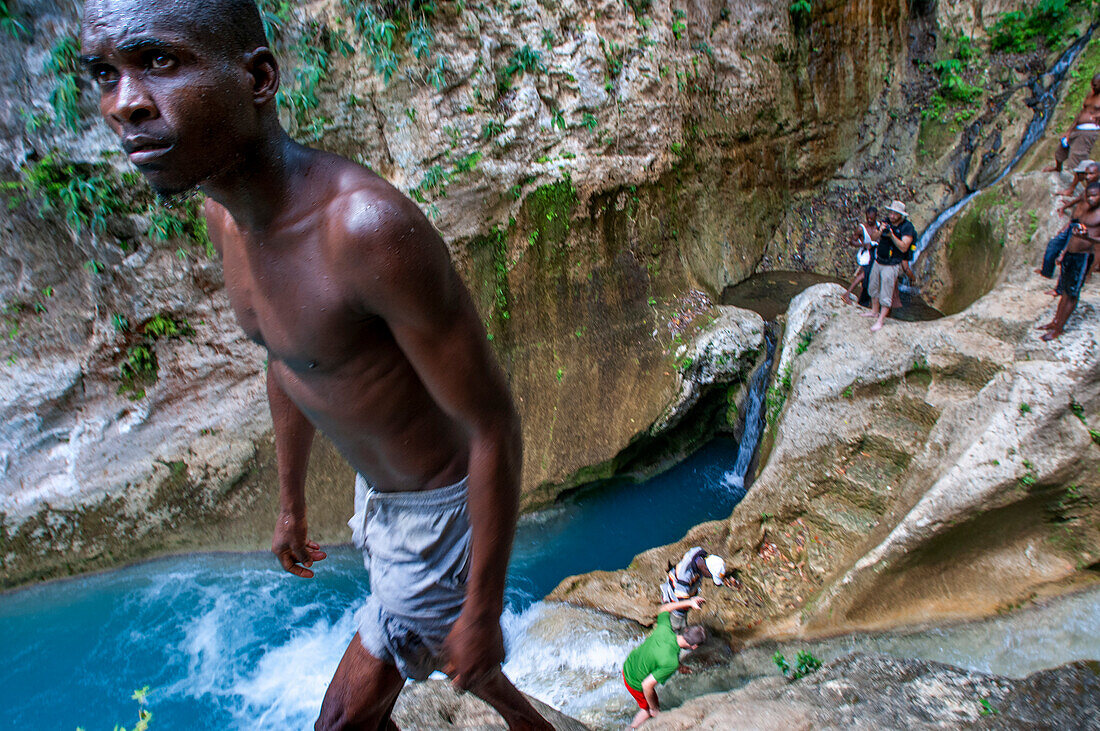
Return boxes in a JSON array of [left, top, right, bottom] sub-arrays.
[[201, 126, 306, 233]]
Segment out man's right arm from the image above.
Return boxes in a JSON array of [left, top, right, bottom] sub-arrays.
[[267, 367, 326, 578]]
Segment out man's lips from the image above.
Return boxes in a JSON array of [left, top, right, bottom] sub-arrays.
[[123, 137, 173, 164]]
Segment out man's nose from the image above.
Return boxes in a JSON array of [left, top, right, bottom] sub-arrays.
[[108, 73, 157, 125]]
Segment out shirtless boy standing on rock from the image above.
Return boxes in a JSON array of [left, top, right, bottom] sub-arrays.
[[1040, 182, 1100, 341], [81, 1, 553, 728]]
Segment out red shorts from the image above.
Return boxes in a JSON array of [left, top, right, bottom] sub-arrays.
[[623, 671, 648, 710]]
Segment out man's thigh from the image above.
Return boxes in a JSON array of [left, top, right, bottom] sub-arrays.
[[316, 632, 405, 731]]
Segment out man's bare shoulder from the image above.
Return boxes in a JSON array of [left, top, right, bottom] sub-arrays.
[[319, 157, 438, 254]]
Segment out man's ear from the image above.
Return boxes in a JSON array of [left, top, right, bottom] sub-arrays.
[[245, 47, 280, 106]]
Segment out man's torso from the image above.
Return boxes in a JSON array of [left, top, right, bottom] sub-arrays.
[[208, 154, 468, 492]]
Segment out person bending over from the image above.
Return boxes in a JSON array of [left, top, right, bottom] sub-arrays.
[[660, 547, 733, 630], [622, 599, 707, 729], [1039, 182, 1100, 341], [864, 201, 916, 332], [80, 1, 552, 728], [841, 206, 881, 307]]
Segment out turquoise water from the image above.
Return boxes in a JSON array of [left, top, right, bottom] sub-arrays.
[[0, 438, 746, 729]]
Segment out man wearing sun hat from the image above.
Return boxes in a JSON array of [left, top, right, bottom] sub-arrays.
[[864, 200, 917, 332], [660, 546, 731, 629]]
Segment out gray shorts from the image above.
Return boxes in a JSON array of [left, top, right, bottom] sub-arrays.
[[868, 263, 900, 308], [659, 582, 690, 630], [348, 474, 471, 680]]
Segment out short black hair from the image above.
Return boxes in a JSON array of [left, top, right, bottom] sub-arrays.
[[866, 206, 878, 214], [182, 0, 269, 56], [85, 0, 269, 57], [680, 625, 706, 646]]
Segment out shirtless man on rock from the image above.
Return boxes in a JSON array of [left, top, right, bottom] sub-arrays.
[[1045, 73, 1100, 181], [1039, 182, 1100, 341], [81, 1, 553, 728]]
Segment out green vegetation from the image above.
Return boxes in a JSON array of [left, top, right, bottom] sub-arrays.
[[978, 697, 997, 717], [525, 173, 577, 253], [340, 0, 450, 89], [1018, 459, 1038, 489], [1, 1, 26, 38], [789, 0, 812, 31], [991, 0, 1082, 53], [471, 224, 512, 327], [1019, 402, 1032, 415], [118, 314, 194, 400], [147, 198, 213, 256], [794, 329, 813, 355], [766, 364, 793, 425], [45, 36, 84, 131], [496, 44, 545, 95], [3, 154, 128, 233], [77, 686, 153, 731], [773, 650, 822, 680]]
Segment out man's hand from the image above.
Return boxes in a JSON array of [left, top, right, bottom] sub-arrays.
[[687, 596, 705, 610], [442, 609, 505, 691], [272, 510, 326, 578]]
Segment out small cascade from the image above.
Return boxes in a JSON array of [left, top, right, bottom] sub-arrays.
[[722, 331, 777, 498], [913, 30, 1096, 261]]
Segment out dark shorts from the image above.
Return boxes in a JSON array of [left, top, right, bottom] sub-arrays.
[[1057, 252, 1090, 300], [624, 671, 648, 710]]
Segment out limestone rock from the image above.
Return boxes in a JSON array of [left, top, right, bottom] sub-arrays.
[[392, 679, 589, 731], [551, 170, 1100, 639], [646, 653, 1100, 730]]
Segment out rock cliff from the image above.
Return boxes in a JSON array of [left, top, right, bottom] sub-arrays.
[[550, 168, 1100, 641], [0, 0, 907, 584]]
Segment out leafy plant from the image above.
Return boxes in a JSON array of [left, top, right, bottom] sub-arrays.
[[0, 1, 27, 38], [9, 154, 128, 233], [45, 36, 84, 131], [1019, 402, 1032, 415], [789, 0, 812, 31], [794, 329, 813, 355], [497, 44, 545, 95], [482, 119, 506, 139], [990, 0, 1079, 53], [774, 650, 822, 680], [978, 697, 997, 717]]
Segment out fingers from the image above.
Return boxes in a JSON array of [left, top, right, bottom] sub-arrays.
[[277, 548, 317, 579]]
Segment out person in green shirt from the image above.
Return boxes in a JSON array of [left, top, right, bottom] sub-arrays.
[[622, 597, 707, 728]]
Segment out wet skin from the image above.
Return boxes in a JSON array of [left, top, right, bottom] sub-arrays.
[[82, 2, 552, 727], [1040, 188, 1100, 340]]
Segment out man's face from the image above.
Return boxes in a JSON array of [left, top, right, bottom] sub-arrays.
[[81, 0, 256, 195], [1086, 165, 1099, 184], [1086, 187, 1100, 209], [887, 210, 903, 225], [864, 210, 877, 225]]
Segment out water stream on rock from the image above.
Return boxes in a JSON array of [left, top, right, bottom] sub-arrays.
[[914, 30, 1096, 260]]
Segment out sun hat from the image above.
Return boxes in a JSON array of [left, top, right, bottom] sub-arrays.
[[1074, 158, 1097, 173], [704, 554, 726, 585], [884, 201, 908, 217]]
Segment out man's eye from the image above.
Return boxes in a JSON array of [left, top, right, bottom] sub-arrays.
[[92, 67, 118, 86], [149, 54, 175, 70]]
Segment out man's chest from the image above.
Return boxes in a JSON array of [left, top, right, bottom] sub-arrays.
[[220, 241, 376, 368]]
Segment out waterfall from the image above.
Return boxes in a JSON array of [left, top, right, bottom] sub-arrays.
[[913, 30, 1096, 262], [722, 332, 777, 498]]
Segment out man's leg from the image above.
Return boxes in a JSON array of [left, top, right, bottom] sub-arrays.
[[316, 633, 406, 731], [1041, 295, 1078, 341], [630, 708, 652, 729], [1044, 136, 1071, 172], [468, 667, 555, 730], [1038, 228, 1070, 278]]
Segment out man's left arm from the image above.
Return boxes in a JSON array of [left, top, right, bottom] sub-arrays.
[[344, 194, 520, 690]]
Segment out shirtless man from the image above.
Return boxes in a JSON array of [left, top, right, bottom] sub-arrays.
[[1036, 163, 1100, 290], [1044, 73, 1100, 175], [81, 1, 552, 728], [1039, 182, 1100, 341], [841, 206, 882, 306]]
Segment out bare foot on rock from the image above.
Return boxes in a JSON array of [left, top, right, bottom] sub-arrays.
[[870, 321, 884, 332], [1041, 329, 1063, 341]]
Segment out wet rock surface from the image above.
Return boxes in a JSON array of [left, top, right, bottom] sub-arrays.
[[392, 680, 589, 731], [646, 653, 1100, 730], [551, 170, 1100, 640]]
